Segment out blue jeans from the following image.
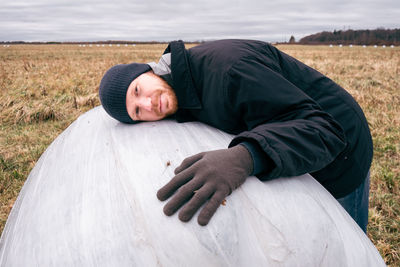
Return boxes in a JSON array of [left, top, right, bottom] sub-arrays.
[[336, 171, 370, 233]]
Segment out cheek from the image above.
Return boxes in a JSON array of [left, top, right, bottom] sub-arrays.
[[165, 91, 178, 112]]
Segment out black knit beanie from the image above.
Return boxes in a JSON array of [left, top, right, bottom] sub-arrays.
[[99, 63, 151, 123]]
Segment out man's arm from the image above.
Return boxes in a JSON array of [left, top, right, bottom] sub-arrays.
[[227, 57, 347, 179]]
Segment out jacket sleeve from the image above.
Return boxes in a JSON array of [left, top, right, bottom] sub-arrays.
[[227, 57, 347, 179]]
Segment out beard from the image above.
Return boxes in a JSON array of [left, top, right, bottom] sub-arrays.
[[150, 86, 178, 118]]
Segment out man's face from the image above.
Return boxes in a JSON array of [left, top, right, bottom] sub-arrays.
[[126, 71, 178, 121]]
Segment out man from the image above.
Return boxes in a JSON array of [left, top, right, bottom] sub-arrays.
[[99, 39, 373, 232]]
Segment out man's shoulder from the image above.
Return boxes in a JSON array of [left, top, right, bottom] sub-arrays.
[[189, 39, 270, 57], [190, 39, 270, 50], [186, 39, 272, 74]]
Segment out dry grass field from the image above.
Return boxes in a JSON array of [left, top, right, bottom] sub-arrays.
[[0, 43, 399, 265]]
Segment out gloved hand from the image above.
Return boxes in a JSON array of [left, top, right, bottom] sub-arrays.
[[157, 145, 253, 226]]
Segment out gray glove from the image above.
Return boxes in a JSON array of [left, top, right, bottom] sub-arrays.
[[157, 145, 253, 226]]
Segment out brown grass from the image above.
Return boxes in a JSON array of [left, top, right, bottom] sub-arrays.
[[0, 43, 399, 265]]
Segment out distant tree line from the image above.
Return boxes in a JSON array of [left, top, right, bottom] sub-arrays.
[[299, 28, 400, 45]]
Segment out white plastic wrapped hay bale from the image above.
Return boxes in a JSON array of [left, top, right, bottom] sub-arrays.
[[0, 106, 385, 266]]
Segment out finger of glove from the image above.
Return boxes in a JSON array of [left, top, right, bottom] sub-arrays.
[[157, 166, 197, 201], [163, 177, 204, 216], [197, 188, 229, 226], [178, 183, 215, 222], [174, 152, 205, 175]]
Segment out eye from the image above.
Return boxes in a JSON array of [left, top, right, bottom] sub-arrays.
[[135, 106, 140, 117], [135, 86, 138, 96]]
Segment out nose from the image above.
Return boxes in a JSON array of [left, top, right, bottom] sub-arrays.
[[138, 97, 152, 112]]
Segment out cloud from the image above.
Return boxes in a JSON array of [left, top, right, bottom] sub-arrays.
[[0, 0, 399, 42]]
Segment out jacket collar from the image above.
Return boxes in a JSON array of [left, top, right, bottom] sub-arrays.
[[163, 41, 202, 110]]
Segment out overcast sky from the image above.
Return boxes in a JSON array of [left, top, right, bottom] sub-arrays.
[[0, 0, 399, 42]]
